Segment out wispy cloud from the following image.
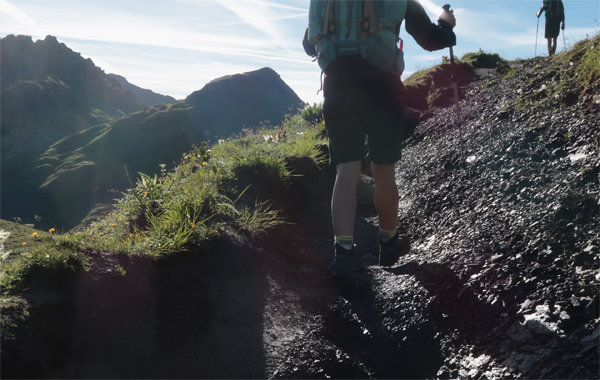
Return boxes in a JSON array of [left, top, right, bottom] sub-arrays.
[[0, 0, 35, 26], [4, 2, 307, 64], [420, 0, 446, 17], [451, 7, 535, 49], [7, 0, 309, 65], [237, 0, 307, 13], [213, 0, 305, 50]]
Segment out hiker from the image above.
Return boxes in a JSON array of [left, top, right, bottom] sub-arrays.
[[304, 1, 456, 274], [537, 0, 565, 56]]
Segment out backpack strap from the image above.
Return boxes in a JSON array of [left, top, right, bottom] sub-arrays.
[[363, 0, 377, 35], [323, 0, 336, 37]]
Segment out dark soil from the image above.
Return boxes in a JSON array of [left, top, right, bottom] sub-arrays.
[[2, 54, 598, 379]]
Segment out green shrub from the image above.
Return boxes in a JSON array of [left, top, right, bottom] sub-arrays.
[[461, 50, 508, 69], [237, 200, 283, 237], [299, 103, 323, 125]]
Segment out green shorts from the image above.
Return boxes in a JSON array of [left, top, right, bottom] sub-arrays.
[[322, 56, 415, 166], [545, 16, 561, 39]]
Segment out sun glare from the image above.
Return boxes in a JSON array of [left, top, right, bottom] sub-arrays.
[[0, 0, 35, 26]]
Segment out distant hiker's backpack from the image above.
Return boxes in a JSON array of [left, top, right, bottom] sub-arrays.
[[543, 0, 564, 18], [308, 0, 407, 73]]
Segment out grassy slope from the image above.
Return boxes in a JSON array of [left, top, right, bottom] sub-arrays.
[[0, 106, 326, 293], [0, 220, 51, 255], [1, 35, 144, 231], [29, 102, 216, 229], [39, 102, 199, 190], [10, 68, 306, 231]]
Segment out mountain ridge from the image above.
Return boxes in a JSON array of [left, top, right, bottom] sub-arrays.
[[1, 35, 306, 230], [108, 73, 176, 106]]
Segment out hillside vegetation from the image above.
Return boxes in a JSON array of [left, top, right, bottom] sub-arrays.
[[1, 34, 598, 379], [0, 107, 326, 291], [1, 35, 143, 158], [28, 68, 304, 229], [1, 35, 305, 231]]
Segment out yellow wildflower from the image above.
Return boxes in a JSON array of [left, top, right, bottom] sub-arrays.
[[22, 242, 27, 246], [49, 227, 56, 234], [202, 162, 208, 166], [32, 232, 38, 238]]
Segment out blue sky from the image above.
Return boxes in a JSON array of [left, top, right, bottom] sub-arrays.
[[1, 0, 599, 105]]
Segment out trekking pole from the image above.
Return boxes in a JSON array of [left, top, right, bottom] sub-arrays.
[[442, 4, 461, 129], [535, 15, 540, 56]]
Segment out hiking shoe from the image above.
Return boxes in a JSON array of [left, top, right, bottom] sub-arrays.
[[378, 233, 410, 267], [331, 243, 357, 277]]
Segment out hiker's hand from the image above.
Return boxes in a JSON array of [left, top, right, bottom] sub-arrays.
[[439, 8, 456, 29], [536, 9, 542, 18], [561, 21, 565, 30], [440, 9, 456, 29]]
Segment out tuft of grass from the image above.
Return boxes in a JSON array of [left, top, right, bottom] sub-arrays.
[[237, 200, 284, 237], [74, 160, 227, 257]]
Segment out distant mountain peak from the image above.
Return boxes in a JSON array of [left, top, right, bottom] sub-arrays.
[[108, 73, 176, 107], [201, 67, 279, 88], [183, 67, 305, 139], [186, 67, 304, 108]]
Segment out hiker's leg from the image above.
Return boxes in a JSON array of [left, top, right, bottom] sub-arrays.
[[371, 162, 398, 231], [551, 38, 558, 54], [331, 161, 361, 238], [547, 38, 553, 55]]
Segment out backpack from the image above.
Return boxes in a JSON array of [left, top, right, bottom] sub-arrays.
[[308, 0, 407, 73], [543, 0, 564, 18]]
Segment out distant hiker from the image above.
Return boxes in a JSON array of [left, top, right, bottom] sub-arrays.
[[304, 0, 456, 274], [537, 0, 565, 56]]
